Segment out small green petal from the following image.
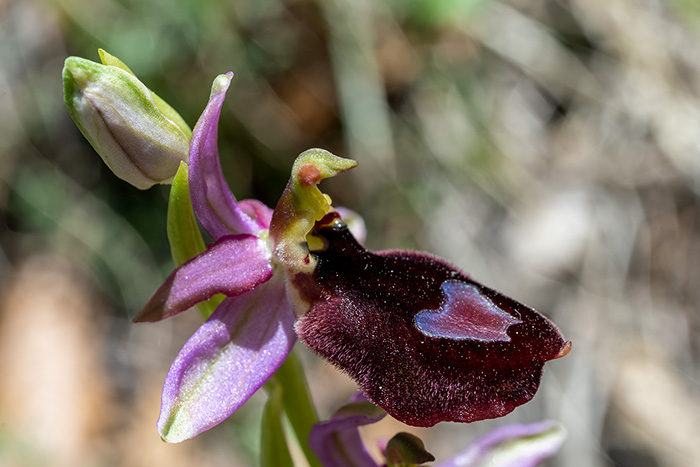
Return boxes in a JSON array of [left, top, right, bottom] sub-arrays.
[[98, 48, 135, 75], [269, 148, 357, 274]]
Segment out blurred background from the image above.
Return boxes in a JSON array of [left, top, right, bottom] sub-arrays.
[[2, 0, 700, 465]]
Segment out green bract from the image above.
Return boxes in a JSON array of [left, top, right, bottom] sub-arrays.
[[63, 50, 191, 189]]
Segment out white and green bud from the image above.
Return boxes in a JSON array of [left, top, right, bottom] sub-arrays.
[[63, 50, 191, 189]]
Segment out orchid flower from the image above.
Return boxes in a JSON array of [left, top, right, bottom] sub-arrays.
[[131, 72, 571, 444], [310, 396, 567, 467]]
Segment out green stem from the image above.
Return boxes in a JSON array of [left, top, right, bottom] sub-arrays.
[[261, 379, 295, 467], [166, 162, 223, 319], [272, 347, 322, 467]]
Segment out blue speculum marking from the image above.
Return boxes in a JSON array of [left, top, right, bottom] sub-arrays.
[[414, 280, 522, 342]]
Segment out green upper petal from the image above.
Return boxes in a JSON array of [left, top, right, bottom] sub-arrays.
[[269, 148, 357, 274]]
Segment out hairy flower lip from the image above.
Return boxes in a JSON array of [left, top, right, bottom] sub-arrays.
[[294, 219, 570, 427]]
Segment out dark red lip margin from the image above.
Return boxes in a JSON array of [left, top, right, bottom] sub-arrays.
[[293, 213, 570, 427]]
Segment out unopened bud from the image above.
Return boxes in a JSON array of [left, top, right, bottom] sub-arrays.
[[63, 50, 191, 189]]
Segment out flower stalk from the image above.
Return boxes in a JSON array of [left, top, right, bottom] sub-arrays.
[[270, 349, 322, 467]]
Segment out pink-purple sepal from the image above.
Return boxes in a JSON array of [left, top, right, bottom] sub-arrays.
[[157, 277, 296, 443]]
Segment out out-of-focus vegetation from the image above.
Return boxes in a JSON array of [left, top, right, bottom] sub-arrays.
[[2, 0, 700, 466]]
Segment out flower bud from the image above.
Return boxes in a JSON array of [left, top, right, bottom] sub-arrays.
[[63, 50, 191, 189]]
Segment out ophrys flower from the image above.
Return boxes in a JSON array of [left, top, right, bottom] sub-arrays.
[[134, 72, 570, 443]]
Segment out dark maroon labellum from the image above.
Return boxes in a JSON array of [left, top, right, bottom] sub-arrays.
[[294, 214, 571, 427]]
